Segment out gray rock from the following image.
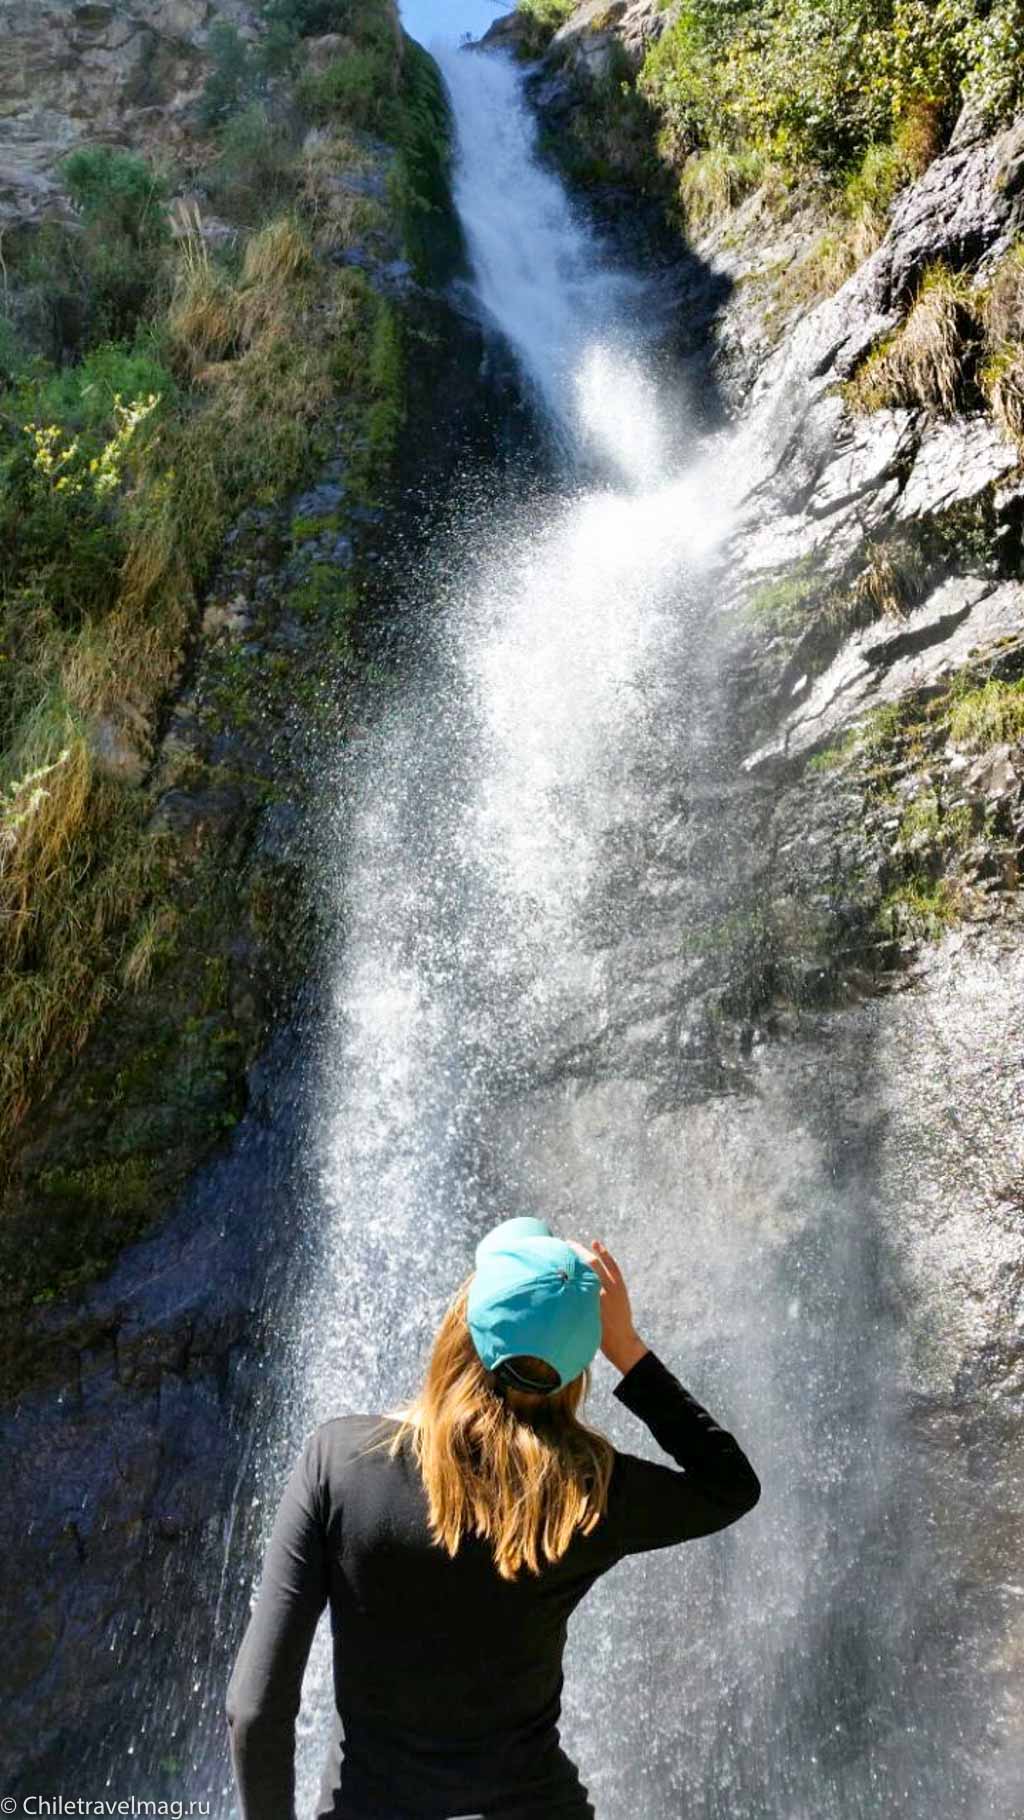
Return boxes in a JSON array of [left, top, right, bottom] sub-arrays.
[[87, 713, 148, 785], [0, 0, 259, 225], [896, 416, 1020, 521], [745, 578, 1024, 769]]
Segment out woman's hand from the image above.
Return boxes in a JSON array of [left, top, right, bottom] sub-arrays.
[[570, 1238, 649, 1376]]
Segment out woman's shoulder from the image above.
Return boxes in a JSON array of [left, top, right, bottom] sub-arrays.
[[312, 1411, 403, 1447]]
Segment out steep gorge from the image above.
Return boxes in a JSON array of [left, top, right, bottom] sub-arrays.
[[1, 1, 1023, 1813]]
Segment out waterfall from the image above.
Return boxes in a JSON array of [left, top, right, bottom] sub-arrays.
[[226, 14, 1017, 1820]]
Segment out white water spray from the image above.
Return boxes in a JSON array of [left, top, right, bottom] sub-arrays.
[[252, 17, 1013, 1820]]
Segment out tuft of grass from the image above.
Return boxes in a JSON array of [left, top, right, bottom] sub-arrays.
[[981, 344, 1024, 444], [679, 144, 781, 232], [981, 239, 1024, 346], [241, 214, 312, 288], [881, 876, 961, 939], [847, 535, 928, 621], [168, 232, 243, 375], [846, 263, 978, 415], [121, 905, 180, 990], [947, 677, 1024, 748]]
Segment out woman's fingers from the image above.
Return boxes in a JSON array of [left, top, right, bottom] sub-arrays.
[[591, 1239, 622, 1286], [588, 1242, 614, 1288]]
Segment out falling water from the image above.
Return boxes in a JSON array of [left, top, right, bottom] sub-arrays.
[[224, 11, 1022, 1820]]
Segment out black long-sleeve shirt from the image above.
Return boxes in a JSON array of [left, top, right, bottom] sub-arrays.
[[225, 1348, 760, 1820]]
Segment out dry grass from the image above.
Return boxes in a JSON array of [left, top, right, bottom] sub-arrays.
[[846, 263, 977, 415], [242, 215, 312, 288], [121, 904, 180, 989], [978, 241, 1024, 446], [982, 240, 1024, 346], [0, 695, 162, 1134], [982, 345, 1024, 445], [169, 265, 242, 373], [848, 536, 927, 621], [0, 203, 355, 1148], [679, 145, 783, 234]]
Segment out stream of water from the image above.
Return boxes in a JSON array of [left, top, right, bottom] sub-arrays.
[[213, 12, 1018, 1819]]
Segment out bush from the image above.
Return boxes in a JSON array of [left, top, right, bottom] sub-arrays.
[[199, 21, 263, 129], [204, 103, 298, 222], [639, 0, 1023, 186], [33, 336, 177, 433], [259, 0, 364, 73], [61, 146, 170, 246], [59, 147, 171, 338], [295, 47, 398, 130]]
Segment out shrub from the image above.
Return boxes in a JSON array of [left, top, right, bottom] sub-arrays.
[[33, 337, 177, 433], [204, 103, 298, 224], [61, 146, 170, 249], [258, 0, 379, 74], [295, 47, 397, 131], [639, 0, 1023, 195], [199, 21, 263, 129], [960, 0, 1024, 126], [517, 0, 576, 42], [59, 147, 171, 338]]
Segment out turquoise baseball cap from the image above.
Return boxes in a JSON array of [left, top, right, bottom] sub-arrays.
[[467, 1216, 602, 1391]]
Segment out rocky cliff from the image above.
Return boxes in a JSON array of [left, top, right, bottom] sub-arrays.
[[2, 0, 1023, 1798], [0, 0, 258, 224], [499, 9, 1024, 1776]]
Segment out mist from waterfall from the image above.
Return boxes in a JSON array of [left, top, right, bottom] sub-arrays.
[[235, 14, 1012, 1820]]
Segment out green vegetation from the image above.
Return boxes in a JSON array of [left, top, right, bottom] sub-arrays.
[[678, 144, 783, 233], [843, 240, 1024, 438], [812, 660, 1024, 948], [520, 0, 1021, 327], [515, 0, 577, 55], [763, 111, 945, 316], [846, 262, 978, 413], [947, 677, 1024, 747], [744, 558, 823, 632], [0, 0, 447, 1243], [639, 0, 1023, 183]]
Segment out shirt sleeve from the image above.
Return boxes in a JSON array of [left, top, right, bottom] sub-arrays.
[[225, 1428, 329, 1820], [602, 1348, 761, 1556]]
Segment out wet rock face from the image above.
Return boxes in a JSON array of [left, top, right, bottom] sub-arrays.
[[0, 0, 257, 225]]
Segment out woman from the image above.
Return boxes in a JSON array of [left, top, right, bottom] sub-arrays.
[[225, 1217, 761, 1819]]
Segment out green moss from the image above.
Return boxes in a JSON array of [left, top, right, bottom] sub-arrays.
[[744, 556, 823, 632], [806, 732, 860, 771], [290, 511, 342, 542], [947, 677, 1024, 748], [392, 36, 462, 283], [880, 876, 960, 939]]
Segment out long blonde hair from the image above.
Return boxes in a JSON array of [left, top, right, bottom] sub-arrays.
[[361, 1273, 615, 1581]]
